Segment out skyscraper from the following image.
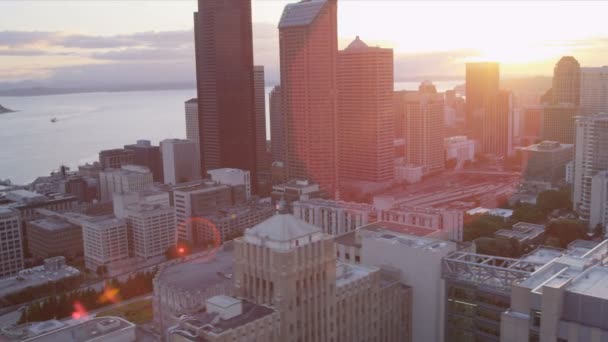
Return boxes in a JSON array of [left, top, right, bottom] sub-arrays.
[[254, 66, 269, 179], [337, 36, 394, 188], [279, 0, 338, 197], [465, 62, 500, 142], [580, 66, 608, 115], [269, 85, 284, 163], [542, 103, 579, 144], [552, 56, 581, 105], [573, 113, 608, 226], [481, 90, 513, 156], [160, 139, 201, 185], [184, 98, 199, 155], [194, 0, 257, 189], [396, 83, 445, 174], [124, 140, 163, 182]]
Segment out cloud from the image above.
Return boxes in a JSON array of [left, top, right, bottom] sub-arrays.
[[59, 30, 193, 49], [90, 46, 193, 61], [0, 49, 55, 56], [0, 31, 57, 47], [393, 49, 479, 80]]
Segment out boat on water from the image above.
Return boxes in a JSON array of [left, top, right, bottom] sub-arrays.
[[50, 117, 57, 123]]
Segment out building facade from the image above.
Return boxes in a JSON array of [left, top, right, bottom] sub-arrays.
[[99, 149, 134, 170], [580, 66, 608, 115], [99, 165, 153, 202], [542, 104, 579, 144], [26, 215, 83, 260], [279, 0, 339, 197], [518, 141, 574, 185], [293, 198, 374, 236], [552, 56, 581, 105], [254, 66, 269, 180], [269, 85, 284, 164], [81, 215, 129, 271], [0, 208, 23, 278], [160, 139, 202, 185], [337, 36, 394, 185], [573, 113, 608, 225], [207, 168, 252, 201], [482, 90, 513, 157], [125, 203, 176, 259], [123, 140, 164, 183], [466, 62, 500, 142], [184, 98, 199, 158], [445, 136, 475, 169], [194, 0, 257, 187]]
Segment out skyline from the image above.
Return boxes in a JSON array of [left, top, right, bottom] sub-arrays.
[[1, 1, 608, 86]]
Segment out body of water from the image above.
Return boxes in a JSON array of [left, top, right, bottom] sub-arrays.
[[0, 80, 462, 184]]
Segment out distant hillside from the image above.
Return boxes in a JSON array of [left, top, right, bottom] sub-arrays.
[[0, 104, 14, 114]]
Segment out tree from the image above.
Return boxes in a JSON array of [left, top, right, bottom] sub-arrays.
[[463, 214, 505, 241], [475, 237, 521, 258], [537, 189, 571, 213], [545, 219, 588, 248], [511, 203, 545, 224]]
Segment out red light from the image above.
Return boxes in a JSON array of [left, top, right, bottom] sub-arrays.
[[178, 247, 185, 254]]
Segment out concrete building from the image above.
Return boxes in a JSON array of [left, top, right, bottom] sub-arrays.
[[292, 198, 375, 235], [184, 98, 199, 158], [98, 148, 134, 170], [279, 0, 338, 197], [193, 202, 274, 244], [153, 245, 234, 332], [394, 164, 424, 184], [445, 136, 475, 169], [396, 86, 445, 174], [254, 66, 269, 179], [81, 215, 129, 272], [0, 208, 23, 278], [168, 296, 280, 342], [269, 86, 284, 163], [172, 180, 245, 244], [125, 203, 175, 259], [98, 165, 153, 202], [0, 257, 80, 299], [494, 222, 545, 247], [22, 316, 135, 342], [518, 140, 574, 185], [501, 240, 608, 342], [270, 179, 324, 207], [378, 205, 464, 242], [520, 106, 543, 142], [552, 56, 581, 105], [573, 113, 608, 224], [542, 103, 579, 144], [123, 139, 163, 183], [337, 36, 394, 186], [359, 225, 458, 342], [161, 139, 202, 185], [580, 66, 608, 115], [193, 0, 257, 185], [590, 170, 608, 230], [112, 188, 170, 219], [566, 161, 575, 184], [208, 168, 251, 200], [26, 215, 83, 260], [234, 210, 412, 341], [466, 62, 500, 142]]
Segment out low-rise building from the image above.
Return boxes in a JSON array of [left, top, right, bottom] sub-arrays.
[[518, 140, 573, 185], [293, 198, 375, 235], [125, 203, 175, 259], [161, 138, 202, 185], [22, 316, 135, 342], [270, 179, 324, 207], [193, 202, 274, 244], [0, 256, 80, 298], [0, 207, 23, 278], [26, 215, 82, 260], [80, 215, 129, 272], [167, 296, 280, 342], [378, 205, 464, 241], [208, 168, 252, 201], [494, 222, 545, 247]]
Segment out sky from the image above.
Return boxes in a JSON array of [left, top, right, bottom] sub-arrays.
[[1, 1, 608, 87]]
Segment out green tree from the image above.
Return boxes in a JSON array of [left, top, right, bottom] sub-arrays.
[[464, 214, 505, 241], [511, 203, 545, 224], [545, 219, 588, 248], [537, 188, 572, 213]]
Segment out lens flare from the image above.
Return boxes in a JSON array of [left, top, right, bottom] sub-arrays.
[[71, 301, 88, 320], [98, 286, 121, 305]]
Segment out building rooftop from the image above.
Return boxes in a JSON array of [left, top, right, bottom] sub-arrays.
[[344, 36, 369, 50], [279, 0, 327, 29], [361, 220, 439, 238], [28, 216, 77, 232], [170, 298, 275, 338], [246, 214, 321, 242], [335, 231, 359, 248], [185, 98, 197, 104], [0, 261, 80, 297], [335, 262, 377, 288], [155, 247, 233, 292], [23, 316, 134, 342], [0, 207, 18, 218], [568, 266, 608, 298], [519, 140, 573, 152], [294, 198, 373, 212]]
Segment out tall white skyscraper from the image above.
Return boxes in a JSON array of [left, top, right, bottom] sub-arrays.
[[580, 66, 608, 115], [573, 113, 608, 226], [160, 139, 202, 185], [184, 98, 200, 157]]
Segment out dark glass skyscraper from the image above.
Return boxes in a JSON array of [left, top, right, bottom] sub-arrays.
[[194, 0, 257, 189]]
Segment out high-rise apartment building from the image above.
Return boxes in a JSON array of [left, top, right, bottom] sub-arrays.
[[337, 36, 394, 185], [194, 0, 257, 189], [254, 66, 269, 178], [125, 203, 176, 259], [0, 208, 23, 278], [573, 113, 608, 225], [279, 0, 338, 196], [98, 148, 134, 170], [123, 140, 163, 182], [542, 103, 579, 144], [552, 56, 581, 105], [396, 85, 445, 174], [466, 62, 500, 141], [98, 165, 153, 202], [269, 86, 284, 163], [580, 66, 608, 115], [160, 139, 202, 185], [184, 98, 199, 155], [590, 170, 608, 230], [482, 90, 513, 156]]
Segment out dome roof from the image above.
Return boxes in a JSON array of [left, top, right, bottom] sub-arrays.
[[246, 214, 321, 242]]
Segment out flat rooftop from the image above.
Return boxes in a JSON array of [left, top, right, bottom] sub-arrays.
[[155, 247, 233, 292], [569, 266, 608, 298], [336, 262, 377, 288], [29, 216, 77, 231], [295, 198, 373, 212], [361, 220, 439, 237], [335, 231, 359, 248], [23, 316, 134, 342], [0, 264, 80, 297]]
